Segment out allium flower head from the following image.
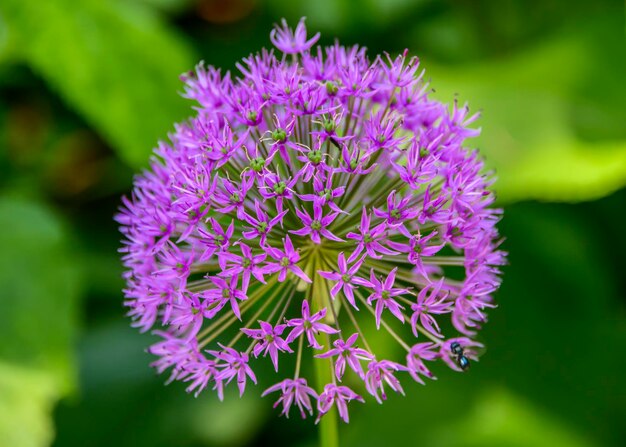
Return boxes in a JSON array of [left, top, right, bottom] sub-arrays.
[[118, 18, 506, 423]]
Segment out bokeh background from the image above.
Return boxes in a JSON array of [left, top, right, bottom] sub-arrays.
[[1, 0, 625, 446]]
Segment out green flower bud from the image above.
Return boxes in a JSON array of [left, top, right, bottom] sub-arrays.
[[250, 157, 265, 172], [272, 128, 287, 143], [325, 81, 338, 95], [247, 110, 258, 122], [308, 150, 323, 164], [273, 181, 287, 195], [323, 119, 336, 133]]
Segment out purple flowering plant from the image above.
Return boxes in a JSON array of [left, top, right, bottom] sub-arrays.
[[117, 17, 506, 431]]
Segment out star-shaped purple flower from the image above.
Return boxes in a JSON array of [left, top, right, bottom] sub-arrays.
[[262, 378, 318, 418], [316, 384, 364, 423], [262, 235, 311, 283], [409, 278, 452, 338], [270, 17, 320, 54], [242, 321, 293, 371], [217, 242, 267, 293], [197, 218, 235, 262], [356, 268, 409, 328], [387, 230, 445, 279], [290, 203, 342, 244], [406, 342, 438, 385], [346, 208, 397, 262], [316, 333, 373, 380], [317, 252, 365, 309], [209, 346, 257, 400], [299, 172, 346, 214], [242, 200, 288, 244], [286, 300, 338, 349], [204, 276, 247, 320], [364, 360, 407, 404]]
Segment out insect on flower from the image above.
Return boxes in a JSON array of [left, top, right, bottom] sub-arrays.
[[450, 341, 470, 370], [117, 17, 506, 423]]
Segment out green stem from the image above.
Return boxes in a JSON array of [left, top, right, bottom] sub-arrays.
[[311, 252, 340, 447], [315, 353, 340, 447]]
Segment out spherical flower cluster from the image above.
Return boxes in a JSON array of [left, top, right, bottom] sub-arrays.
[[117, 18, 506, 423]]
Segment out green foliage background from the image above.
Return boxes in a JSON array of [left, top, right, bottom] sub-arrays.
[[0, 0, 624, 446]]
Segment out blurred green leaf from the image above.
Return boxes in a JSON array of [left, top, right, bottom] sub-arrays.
[[0, 196, 82, 446], [435, 388, 597, 447], [0, 13, 9, 62], [427, 24, 626, 203], [268, 0, 430, 34], [0, 0, 197, 168], [0, 196, 81, 390], [54, 321, 268, 447], [494, 140, 626, 203], [130, 0, 194, 14], [0, 362, 59, 447]]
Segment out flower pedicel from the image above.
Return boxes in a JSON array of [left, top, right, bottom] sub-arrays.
[[117, 18, 506, 423]]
